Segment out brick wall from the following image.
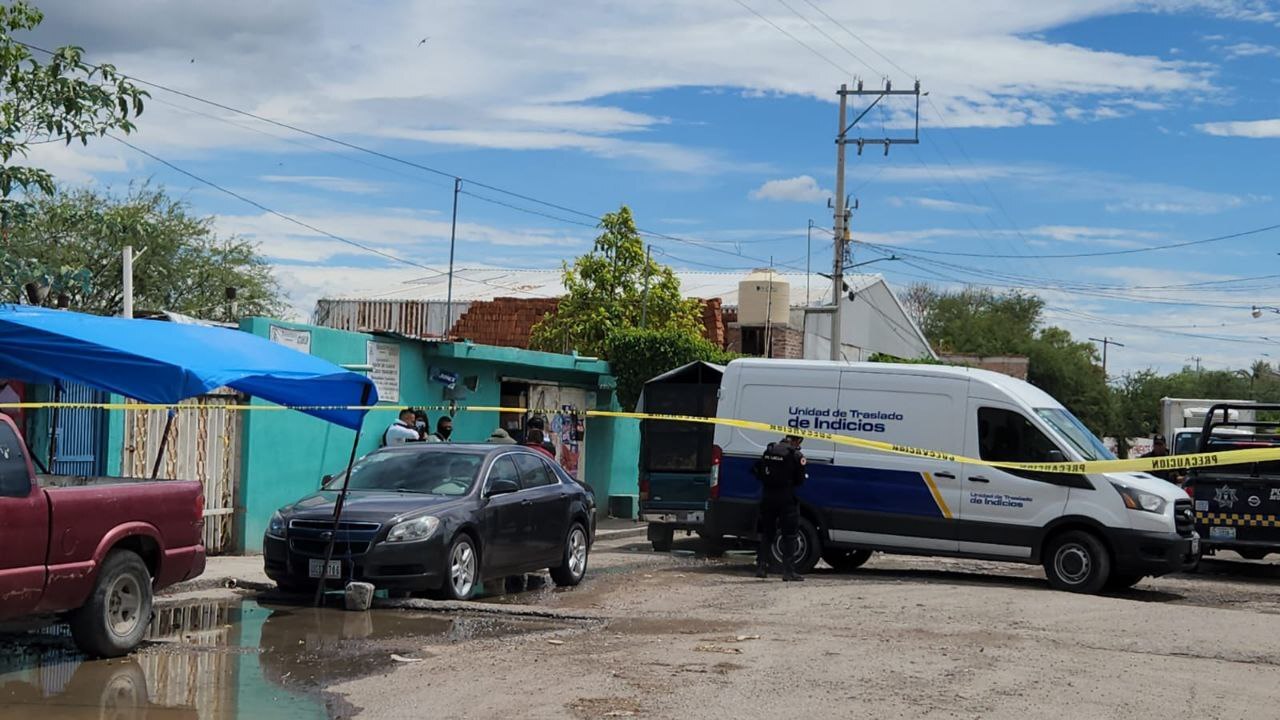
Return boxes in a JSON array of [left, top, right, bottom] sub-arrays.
[[725, 323, 804, 359], [939, 354, 1030, 380], [449, 297, 560, 348]]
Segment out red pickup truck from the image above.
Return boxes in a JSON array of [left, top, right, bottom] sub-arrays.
[[0, 414, 206, 657]]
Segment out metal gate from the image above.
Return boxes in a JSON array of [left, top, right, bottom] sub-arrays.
[[122, 391, 242, 554], [50, 383, 106, 476]]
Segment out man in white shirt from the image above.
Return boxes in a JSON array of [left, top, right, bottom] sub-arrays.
[[383, 409, 421, 446]]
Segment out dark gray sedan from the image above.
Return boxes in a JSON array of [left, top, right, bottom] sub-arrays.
[[263, 444, 595, 599]]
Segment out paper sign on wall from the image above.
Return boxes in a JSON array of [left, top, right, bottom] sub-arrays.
[[269, 325, 312, 355], [367, 341, 400, 403]]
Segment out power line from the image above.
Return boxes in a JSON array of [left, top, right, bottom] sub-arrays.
[[855, 221, 1280, 260], [108, 135, 545, 298], [773, 0, 881, 77], [728, 0, 855, 77], [800, 0, 914, 80]]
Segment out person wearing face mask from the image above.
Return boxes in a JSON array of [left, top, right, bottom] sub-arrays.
[[432, 416, 453, 442]]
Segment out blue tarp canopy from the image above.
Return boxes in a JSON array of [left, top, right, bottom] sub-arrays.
[[0, 305, 377, 430]]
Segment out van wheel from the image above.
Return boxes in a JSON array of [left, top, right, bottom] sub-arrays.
[[69, 550, 154, 658], [1043, 530, 1111, 594], [770, 517, 822, 574], [823, 549, 873, 572], [1103, 573, 1144, 591]]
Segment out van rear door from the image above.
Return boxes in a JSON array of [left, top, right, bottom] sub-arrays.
[[822, 371, 967, 554]]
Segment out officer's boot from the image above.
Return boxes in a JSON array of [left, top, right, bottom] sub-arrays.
[[754, 543, 769, 578], [781, 534, 804, 582]]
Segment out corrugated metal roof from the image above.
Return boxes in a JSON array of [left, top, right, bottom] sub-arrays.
[[324, 268, 882, 308]]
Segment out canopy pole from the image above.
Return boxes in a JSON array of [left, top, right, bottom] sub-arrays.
[[150, 410, 176, 479], [47, 383, 62, 470], [314, 385, 371, 608]]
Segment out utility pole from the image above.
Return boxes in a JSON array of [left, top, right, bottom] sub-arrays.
[[828, 79, 922, 362], [122, 245, 133, 319], [1088, 337, 1125, 378], [829, 84, 848, 361], [640, 245, 652, 328], [1189, 356, 1203, 374], [445, 178, 461, 336], [806, 219, 814, 308]]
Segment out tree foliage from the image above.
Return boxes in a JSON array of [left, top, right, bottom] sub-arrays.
[[3, 184, 283, 320], [604, 328, 736, 411], [530, 205, 700, 357], [0, 1, 146, 204]]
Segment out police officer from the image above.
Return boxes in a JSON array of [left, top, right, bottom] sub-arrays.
[[754, 434, 807, 581]]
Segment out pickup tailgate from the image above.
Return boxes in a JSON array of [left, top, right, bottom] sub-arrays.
[[1190, 474, 1280, 546], [642, 471, 711, 514], [38, 477, 206, 613]]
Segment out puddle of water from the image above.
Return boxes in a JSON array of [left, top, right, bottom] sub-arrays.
[[0, 597, 565, 720]]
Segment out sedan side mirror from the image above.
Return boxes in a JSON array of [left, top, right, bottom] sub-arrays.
[[321, 474, 333, 488], [1045, 449, 1066, 463], [486, 478, 520, 497]]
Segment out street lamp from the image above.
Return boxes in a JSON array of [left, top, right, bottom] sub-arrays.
[[1252, 305, 1280, 318]]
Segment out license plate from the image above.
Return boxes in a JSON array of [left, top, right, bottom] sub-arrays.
[[643, 512, 703, 524], [1191, 537, 1200, 554], [308, 559, 342, 579], [1209, 526, 1236, 540]]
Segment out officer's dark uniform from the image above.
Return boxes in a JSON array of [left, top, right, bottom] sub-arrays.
[[754, 438, 807, 581]]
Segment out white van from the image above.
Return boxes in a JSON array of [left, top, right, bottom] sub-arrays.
[[706, 359, 1198, 593]]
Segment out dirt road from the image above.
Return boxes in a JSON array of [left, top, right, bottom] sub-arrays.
[[336, 533, 1280, 720]]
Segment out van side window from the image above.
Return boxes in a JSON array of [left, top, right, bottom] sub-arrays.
[[0, 423, 31, 497], [977, 408, 1061, 463]]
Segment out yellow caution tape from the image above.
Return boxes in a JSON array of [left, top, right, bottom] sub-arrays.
[[0, 402, 530, 413], [9, 401, 1278, 474], [585, 410, 1280, 475]]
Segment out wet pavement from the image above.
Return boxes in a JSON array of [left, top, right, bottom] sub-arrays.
[[0, 595, 571, 719]]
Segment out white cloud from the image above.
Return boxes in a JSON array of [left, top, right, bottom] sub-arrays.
[[259, 175, 385, 194], [1222, 41, 1280, 57], [1197, 118, 1280, 138], [888, 196, 990, 214], [749, 175, 831, 203], [216, 210, 587, 264]]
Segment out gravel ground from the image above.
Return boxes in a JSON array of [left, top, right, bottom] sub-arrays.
[[330, 535, 1280, 720]]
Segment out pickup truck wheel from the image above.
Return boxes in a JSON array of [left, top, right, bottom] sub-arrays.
[[1043, 530, 1111, 594], [69, 550, 153, 658], [550, 523, 590, 587], [648, 525, 674, 553]]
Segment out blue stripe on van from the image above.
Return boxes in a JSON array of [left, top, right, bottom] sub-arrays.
[[720, 455, 944, 518]]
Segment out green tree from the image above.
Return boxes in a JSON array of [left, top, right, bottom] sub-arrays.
[[604, 328, 736, 411], [0, 0, 145, 206], [530, 205, 700, 356], [5, 184, 283, 320]]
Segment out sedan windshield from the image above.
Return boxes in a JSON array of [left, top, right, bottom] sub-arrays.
[[325, 450, 484, 495], [1035, 408, 1116, 462]]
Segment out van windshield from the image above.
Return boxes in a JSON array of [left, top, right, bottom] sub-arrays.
[[1035, 408, 1115, 461]]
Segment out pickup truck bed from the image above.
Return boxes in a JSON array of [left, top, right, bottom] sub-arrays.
[[0, 416, 206, 656]]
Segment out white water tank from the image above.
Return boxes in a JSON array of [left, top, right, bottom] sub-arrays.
[[738, 269, 791, 326]]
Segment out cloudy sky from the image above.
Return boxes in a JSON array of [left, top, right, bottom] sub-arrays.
[[20, 0, 1280, 374]]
